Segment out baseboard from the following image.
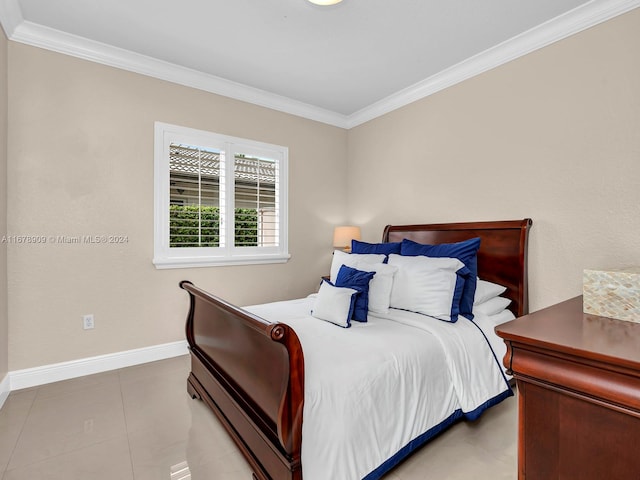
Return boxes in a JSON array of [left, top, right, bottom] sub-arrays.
[[0, 373, 9, 409], [9, 340, 189, 391]]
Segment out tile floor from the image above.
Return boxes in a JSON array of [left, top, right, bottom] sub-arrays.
[[0, 355, 517, 479]]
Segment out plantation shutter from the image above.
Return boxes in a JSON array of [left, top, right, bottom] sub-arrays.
[[154, 122, 288, 268], [234, 153, 278, 248], [168, 144, 224, 247]]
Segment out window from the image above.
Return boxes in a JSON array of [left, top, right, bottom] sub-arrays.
[[154, 122, 289, 268]]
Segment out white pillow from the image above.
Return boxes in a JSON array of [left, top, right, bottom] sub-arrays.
[[356, 262, 398, 315], [474, 278, 507, 305], [472, 308, 516, 329], [473, 296, 512, 316], [388, 254, 465, 322], [329, 250, 385, 283], [311, 281, 358, 328], [488, 308, 516, 326]]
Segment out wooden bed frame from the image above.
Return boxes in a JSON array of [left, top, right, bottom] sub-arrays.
[[181, 218, 532, 480]]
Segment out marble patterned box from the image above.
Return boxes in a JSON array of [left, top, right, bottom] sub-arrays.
[[583, 267, 640, 323]]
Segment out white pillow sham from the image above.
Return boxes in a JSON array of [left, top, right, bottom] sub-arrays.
[[474, 278, 507, 305], [329, 250, 386, 283], [357, 262, 398, 315], [311, 281, 358, 328], [387, 254, 465, 322], [472, 308, 516, 329], [473, 296, 512, 316], [488, 308, 516, 326]]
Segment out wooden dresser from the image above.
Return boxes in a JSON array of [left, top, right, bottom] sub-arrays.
[[495, 296, 640, 480]]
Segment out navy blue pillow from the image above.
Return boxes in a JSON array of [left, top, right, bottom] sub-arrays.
[[335, 265, 376, 322], [400, 237, 481, 319], [351, 239, 402, 256]]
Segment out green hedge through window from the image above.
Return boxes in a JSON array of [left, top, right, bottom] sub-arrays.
[[169, 205, 258, 247]]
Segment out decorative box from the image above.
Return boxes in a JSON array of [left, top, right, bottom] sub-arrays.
[[583, 267, 640, 323]]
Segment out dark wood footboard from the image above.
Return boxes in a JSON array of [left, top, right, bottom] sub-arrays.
[[181, 281, 304, 480]]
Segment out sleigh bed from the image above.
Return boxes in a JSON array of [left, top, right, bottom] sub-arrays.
[[181, 218, 532, 480]]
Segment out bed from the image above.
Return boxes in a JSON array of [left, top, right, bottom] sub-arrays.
[[181, 218, 532, 480]]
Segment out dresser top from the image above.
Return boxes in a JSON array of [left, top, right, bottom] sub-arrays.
[[496, 296, 640, 371]]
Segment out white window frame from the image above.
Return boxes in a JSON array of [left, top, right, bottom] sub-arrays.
[[153, 122, 289, 268]]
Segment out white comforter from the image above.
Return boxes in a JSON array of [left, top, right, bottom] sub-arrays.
[[245, 297, 510, 480]]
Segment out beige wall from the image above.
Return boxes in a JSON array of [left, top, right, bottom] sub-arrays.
[[5, 8, 640, 372], [0, 28, 7, 380], [7, 43, 348, 370], [348, 9, 640, 312]]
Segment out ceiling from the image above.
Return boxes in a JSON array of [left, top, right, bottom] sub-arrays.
[[0, 0, 636, 127]]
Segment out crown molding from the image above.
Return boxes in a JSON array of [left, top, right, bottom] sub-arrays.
[[6, 18, 350, 128], [1, 0, 638, 129], [346, 0, 640, 128], [0, 0, 22, 37]]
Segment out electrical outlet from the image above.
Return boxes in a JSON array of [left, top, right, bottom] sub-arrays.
[[83, 314, 94, 330]]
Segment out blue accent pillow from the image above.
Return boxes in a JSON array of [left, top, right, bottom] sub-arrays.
[[400, 237, 481, 319], [351, 239, 402, 256], [335, 265, 376, 322]]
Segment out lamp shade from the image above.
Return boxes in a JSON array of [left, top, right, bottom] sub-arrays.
[[333, 226, 361, 251]]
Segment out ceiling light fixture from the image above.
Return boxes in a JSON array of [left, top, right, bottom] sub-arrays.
[[308, 0, 343, 5]]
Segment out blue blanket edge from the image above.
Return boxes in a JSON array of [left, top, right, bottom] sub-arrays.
[[362, 386, 514, 480]]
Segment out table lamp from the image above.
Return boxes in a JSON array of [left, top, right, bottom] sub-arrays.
[[333, 226, 361, 252]]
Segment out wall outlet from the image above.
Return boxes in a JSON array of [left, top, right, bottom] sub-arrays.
[[83, 314, 94, 330]]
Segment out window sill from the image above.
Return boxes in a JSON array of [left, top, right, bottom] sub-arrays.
[[153, 253, 291, 269]]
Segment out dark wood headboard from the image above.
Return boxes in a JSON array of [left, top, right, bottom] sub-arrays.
[[383, 219, 532, 317]]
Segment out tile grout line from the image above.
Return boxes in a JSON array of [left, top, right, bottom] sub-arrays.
[[3, 437, 130, 477], [117, 368, 137, 480], [3, 376, 133, 476], [2, 389, 39, 477]]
